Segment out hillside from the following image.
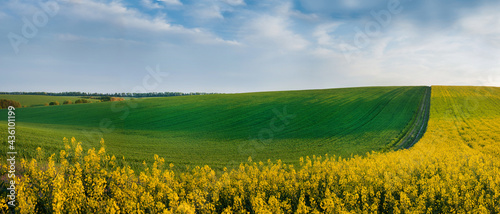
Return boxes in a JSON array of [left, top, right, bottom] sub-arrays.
[[4, 86, 499, 213], [0, 95, 94, 107], [0, 86, 428, 169]]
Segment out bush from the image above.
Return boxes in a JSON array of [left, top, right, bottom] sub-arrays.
[[0, 99, 21, 109], [110, 97, 125, 102], [49, 101, 60, 106], [98, 96, 124, 102], [63, 100, 72, 105], [75, 99, 89, 104], [100, 96, 112, 102]]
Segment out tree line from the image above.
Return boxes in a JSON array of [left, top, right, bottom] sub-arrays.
[[46, 97, 125, 106], [0, 91, 221, 98]]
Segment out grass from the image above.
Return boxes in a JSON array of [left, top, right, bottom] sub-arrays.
[[0, 86, 428, 170], [0, 95, 95, 107]]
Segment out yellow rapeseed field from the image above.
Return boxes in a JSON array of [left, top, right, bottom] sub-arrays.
[[2, 86, 500, 213]]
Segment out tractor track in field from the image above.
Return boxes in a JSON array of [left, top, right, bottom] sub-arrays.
[[396, 87, 432, 149]]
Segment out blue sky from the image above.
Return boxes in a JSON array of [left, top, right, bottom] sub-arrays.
[[1, 0, 499, 93]]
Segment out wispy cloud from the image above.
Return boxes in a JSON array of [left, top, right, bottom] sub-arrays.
[[0, 0, 499, 93], [141, 0, 163, 9], [158, 0, 182, 6], [242, 15, 309, 51], [221, 0, 245, 6], [53, 0, 238, 45], [457, 5, 500, 48]]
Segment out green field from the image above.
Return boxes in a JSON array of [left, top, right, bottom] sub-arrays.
[[0, 95, 95, 107], [0, 86, 429, 170]]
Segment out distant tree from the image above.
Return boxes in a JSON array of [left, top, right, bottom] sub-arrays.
[[63, 100, 72, 105], [0, 91, 222, 98], [0, 99, 21, 109], [44, 103, 49, 106], [75, 99, 90, 104], [100, 96, 111, 102], [49, 101, 60, 106]]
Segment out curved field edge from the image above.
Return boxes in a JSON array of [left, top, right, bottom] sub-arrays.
[[0, 86, 426, 170], [1, 86, 499, 213], [395, 86, 431, 149]]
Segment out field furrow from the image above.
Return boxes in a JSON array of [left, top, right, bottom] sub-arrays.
[[0, 86, 427, 169]]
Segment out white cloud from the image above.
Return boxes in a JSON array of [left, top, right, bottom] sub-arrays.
[[158, 0, 182, 6], [457, 5, 500, 48], [243, 15, 309, 51], [3, 0, 46, 16], [273, 2, 318, 21], [57, 33, 144, 45], [63, 1, 176, 32], [311, 22, 364, 62], [57, 0, 237, 45], [304, 6, 500, 87], [342, 0, 361, 9], [2, 0, 499, 93], [187, 0, 245, 21], [57, 33, 83, 41], [192, 4, 224, 20], [141, 0, 163, 9], [221, 0, 245, 6], [238, 3, 312, 51], [313, 23, 341, 46]]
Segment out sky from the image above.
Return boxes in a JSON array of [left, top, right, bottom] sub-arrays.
[[1, 0, 499, 93]]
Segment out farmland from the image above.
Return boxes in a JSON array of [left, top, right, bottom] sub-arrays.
[[0, 86, 428, 170], [0, 95, 94, 107], [2, 86, 499, 213]]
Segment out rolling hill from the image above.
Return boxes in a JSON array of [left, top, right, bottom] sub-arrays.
[[0, 86, 429, 170], [4, 86, 500, 213]]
